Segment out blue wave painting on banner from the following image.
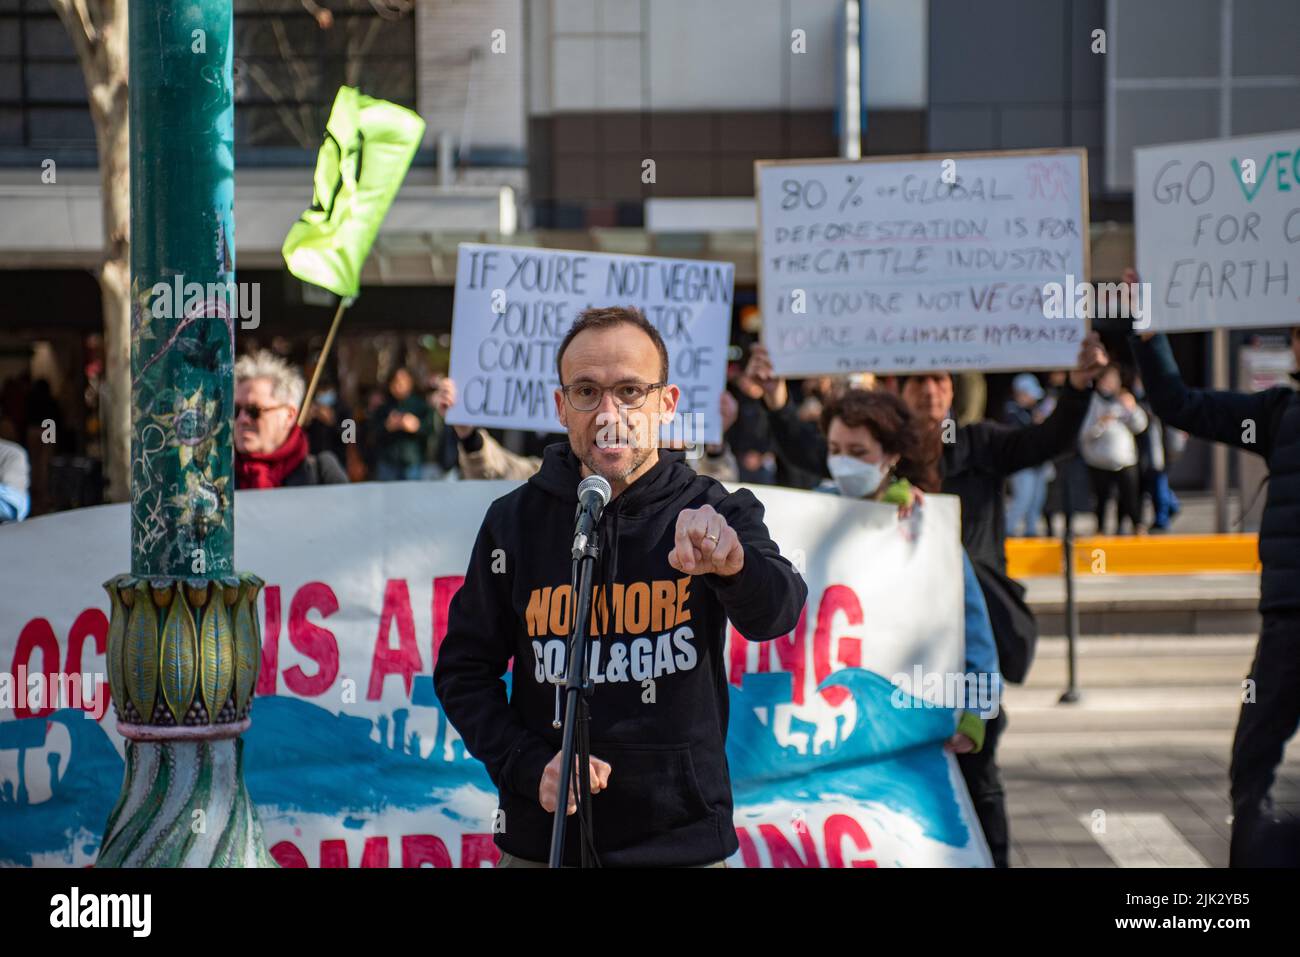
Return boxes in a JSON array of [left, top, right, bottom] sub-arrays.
[[0, 483, 990, 867]]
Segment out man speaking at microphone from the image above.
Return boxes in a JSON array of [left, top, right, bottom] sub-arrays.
[[434, 305, 808, 867]]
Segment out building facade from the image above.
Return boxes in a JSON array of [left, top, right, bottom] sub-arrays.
[[1, 0, 1296, 504]]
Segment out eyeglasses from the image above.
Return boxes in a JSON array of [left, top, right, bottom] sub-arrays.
[[559, 381, 665, 412], [235, 402, 288, 422]]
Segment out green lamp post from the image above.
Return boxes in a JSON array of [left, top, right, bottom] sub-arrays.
[[97, 0, 275, 867]]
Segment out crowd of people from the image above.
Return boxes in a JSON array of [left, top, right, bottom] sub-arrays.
[[216, 321, 1118, 867], [162, 303, 1300, 867], [3, 294, 1298, 867], [222, 335, 1192, 549], [0, 333, 1206, 538]]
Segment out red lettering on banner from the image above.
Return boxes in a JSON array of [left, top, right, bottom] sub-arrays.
[[270, 841, 308, 868], [771, 605, 809, 705], [319, 839, 349, 867], [402, 834, 453, 867], [727, 623, 746, 688], [268, 833, 494, 867], [282, 582, 340, 697], [734, 827, 762, 868], [361, 836, 389, 867], [813, 585, 862, 707], [460, 834, 500, 868], [825, 813, 878, 868], [368, 579, 422, 699], [270, 823, 869, 868], [317, 836, 390, 867], [66, 608, 109, 717], [758, 822, 820, 868], [728, 606, 807, 705], [257, 585, 281, 696], [11, 618, 58, 718], [431, 575, 464, 667], [728, 587, 863, 709], [728, 624, 777, 683]]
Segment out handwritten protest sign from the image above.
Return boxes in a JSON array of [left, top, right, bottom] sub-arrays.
[[1136, 130, 1300, 332], [445, 244, 733, 444], [756, 148, 1090, 376]]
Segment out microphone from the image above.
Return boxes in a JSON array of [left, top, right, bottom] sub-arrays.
[[572, 475, 612, 559]]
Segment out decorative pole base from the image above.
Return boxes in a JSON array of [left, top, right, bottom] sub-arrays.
[[96, 737, 277, 867], [97, 572, 277, 867]]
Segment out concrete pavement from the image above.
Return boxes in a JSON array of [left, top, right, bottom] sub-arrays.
[[1000, 634, 1300, 867]]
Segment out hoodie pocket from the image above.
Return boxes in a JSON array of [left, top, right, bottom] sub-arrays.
[[588, 741, 715, 852]]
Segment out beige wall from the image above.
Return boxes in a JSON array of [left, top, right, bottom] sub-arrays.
[[528, 0, 927, 115], [416, 0, 527, 152]]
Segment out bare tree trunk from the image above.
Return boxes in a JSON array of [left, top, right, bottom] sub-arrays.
[[51, 0, 131, 501], [55, 1, 414, 500], [94, 98, 130, 503]]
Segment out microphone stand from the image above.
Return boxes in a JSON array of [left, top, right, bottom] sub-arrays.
[[548, 523, 602, 867]]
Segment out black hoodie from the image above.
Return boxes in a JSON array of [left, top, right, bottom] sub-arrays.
[[433, 443, 808, 866]]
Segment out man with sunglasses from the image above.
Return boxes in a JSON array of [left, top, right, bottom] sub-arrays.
[[434, 305, 807, 867], [233, 351, 347, 489]]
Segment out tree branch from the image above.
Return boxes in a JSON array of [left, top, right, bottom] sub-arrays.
[[72, 0, 102, 45], [369, 0, 413, 21], [244, 59, 312, 148], [268, 13, 320, 148], [48, 0, 98, 72], [344, 16, 383, 87], [300, 0, 333, 29]]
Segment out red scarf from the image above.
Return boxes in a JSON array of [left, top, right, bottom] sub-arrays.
[[236, 425, 309, 489]]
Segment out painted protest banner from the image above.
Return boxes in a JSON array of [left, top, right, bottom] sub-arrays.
[[1135, 130, 1300, 332], [0, 483, 991, 868], [756, 148, 1090, 376], [445, 244, 733, 445]]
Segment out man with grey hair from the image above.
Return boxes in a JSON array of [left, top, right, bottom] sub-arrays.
[[234, 350, 347, 489]]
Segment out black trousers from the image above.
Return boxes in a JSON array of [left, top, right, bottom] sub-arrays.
[[1229, 610, 1300, 867], [1087, 464, 1142, 533], [959, 708, 1009, 867]]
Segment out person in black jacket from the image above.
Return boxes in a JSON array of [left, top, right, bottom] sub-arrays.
[[745, 332, 1111, 867], [1125, 270, 1300, 867], [433, 305, 807, 868]]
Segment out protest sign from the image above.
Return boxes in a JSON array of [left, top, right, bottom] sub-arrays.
[[446, 244, 733, 445], [756, 148, 1090, 375], [1135, 130, 1300, 332]]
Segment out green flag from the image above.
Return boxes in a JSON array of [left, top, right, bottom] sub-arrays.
[[282, 86, 426, 298]]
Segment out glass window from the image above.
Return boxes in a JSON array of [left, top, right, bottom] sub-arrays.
[[1106, 0, 1300, 191], [0, 0, 416, 158]]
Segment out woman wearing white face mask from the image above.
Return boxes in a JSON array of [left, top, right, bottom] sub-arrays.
[[825, 425, 910, 506], [817, 390, 1003, 761], [819, 389, 922, 511]]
